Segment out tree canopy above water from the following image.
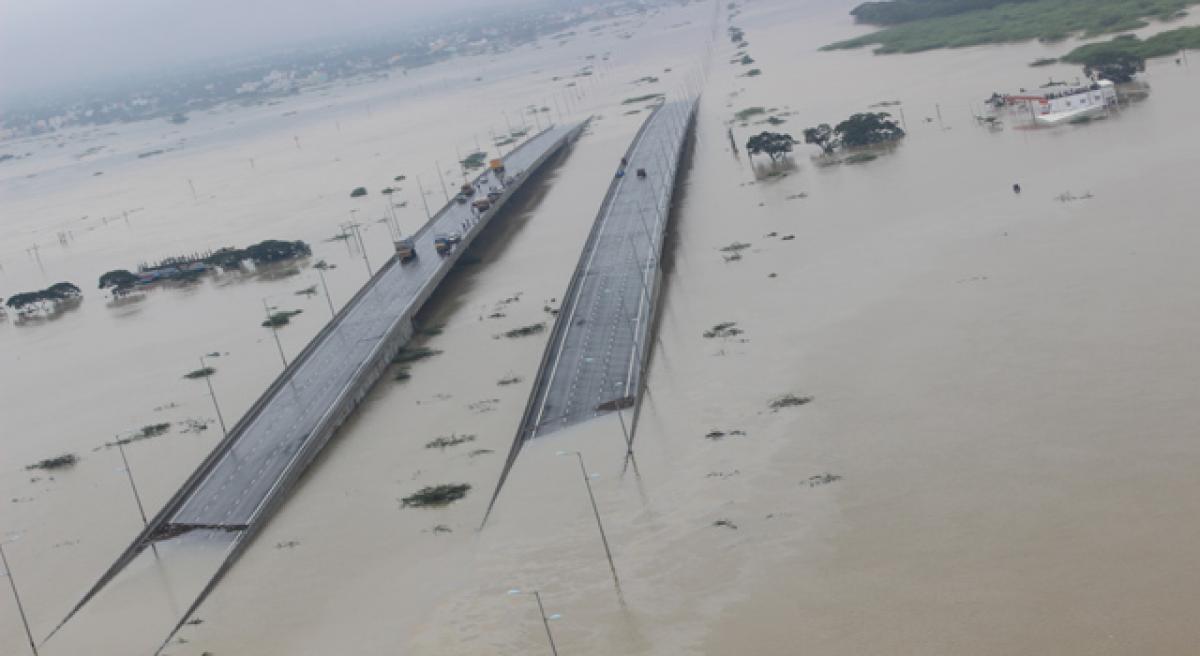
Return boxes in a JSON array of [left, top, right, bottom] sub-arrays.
[[6, 282, 81, 311], [204, 240, 312, 270], [746, 131, 799, 161], [99, 269, 139, 291], [803, 113, 906, 154], [834, 112, 906, 148]]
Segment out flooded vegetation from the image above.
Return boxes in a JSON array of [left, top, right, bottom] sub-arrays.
[[400, 483, 471, 508], [825, 0, 1199, 53], [25, 454, 80, 471], [6, 0, 1200, 654]]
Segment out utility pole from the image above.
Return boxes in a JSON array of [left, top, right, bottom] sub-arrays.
[[533, 591, 559, 656], [262, 299, 288, 368], [115, 441, 159, 558], [558, 451, 621, 593], [342, 222, 371, 277], [415, 175, 432, 219], [315, 265, 335, 318], [507, 589, 560, 656], [435, 160, 451, 203], [0, 540, 38, 656], [198, 355, 227, 436]]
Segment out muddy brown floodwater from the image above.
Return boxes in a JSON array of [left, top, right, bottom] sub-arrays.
[[4, 0, 1200, 653]]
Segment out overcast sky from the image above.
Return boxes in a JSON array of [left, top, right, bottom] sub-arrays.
[[0, 0, 532, 98]]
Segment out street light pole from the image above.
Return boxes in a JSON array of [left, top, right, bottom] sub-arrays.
[[434, 160, 451, 204], [262, 298, 288, 368], [315, 266, 335, 318], [0, 541, 38, 656], [558, 451, 621, 593], [507, 589, 560, 656], [533, 590, 560, 656], [116, 441, 160, 559], [345, 222, 371, 277], [117, 442, 150, 528], [199, 355, 227, 437], [415, 175, 433, 220]]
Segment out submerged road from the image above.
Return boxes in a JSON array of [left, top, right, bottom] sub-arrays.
[[53, 121, 586, 644]]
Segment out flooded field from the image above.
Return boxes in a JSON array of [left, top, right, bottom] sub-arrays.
[[5, 0, 1200, 653]]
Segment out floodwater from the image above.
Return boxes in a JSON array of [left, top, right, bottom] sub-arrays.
[[4, 0, 1200, 653]]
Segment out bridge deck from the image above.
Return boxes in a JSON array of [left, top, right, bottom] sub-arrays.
[[51, 122, 585, 642], [526, 101, 695, 438], [175, 125, 577, 527]]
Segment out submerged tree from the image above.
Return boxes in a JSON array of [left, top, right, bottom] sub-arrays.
[[203, 240, 311, 270], [745, 131, 799, 162], [834, 112, 906, 148], [99, 269, 139, 296], [802, 123, 837, 155], [47, 282, 81, 298], [5, 281, 81, 313], [1083, 52, 1144, 83], [244, 240, 311, 265]]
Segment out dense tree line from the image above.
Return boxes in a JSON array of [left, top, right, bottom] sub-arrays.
[[850, 0, 1038, 26]]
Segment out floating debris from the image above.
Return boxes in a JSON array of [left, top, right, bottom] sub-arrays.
[[769, 394, 813, 411], [705, 429, 747, 440], [703, 322, 744, 339], [468, 449, 495, 458], [26, 454, 79, 471], [712, 519, 738, 530], [262, 310, 302, 327], [401, 483, 472, 508], [734, 107, 766, 121], [295, 285, 318, 296], [350, 186, 368, 197], [425, 434, 477, 450], [183, 366, 216, 379], [497, 375, 523, 386], [804, 473, 843, 487], [1056, 191, 1095, 203], [395, 368, 412, 382], [719, 242, 752, 253], [468, 399, 500, 413], [180, 418, 211, 434], [393, 347, 443, 364], [139, 423, 171, 437], [498, 323, 546, 339]]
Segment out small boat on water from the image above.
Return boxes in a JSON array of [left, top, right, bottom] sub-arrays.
[[989, 80, 1118, 126]]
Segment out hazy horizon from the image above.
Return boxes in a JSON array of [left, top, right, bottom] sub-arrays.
[[0, 0, 550, 100]]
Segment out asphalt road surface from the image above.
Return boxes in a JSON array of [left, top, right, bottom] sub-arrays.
[[171, 124, 579, 528], [526, 101, 694, 438]]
